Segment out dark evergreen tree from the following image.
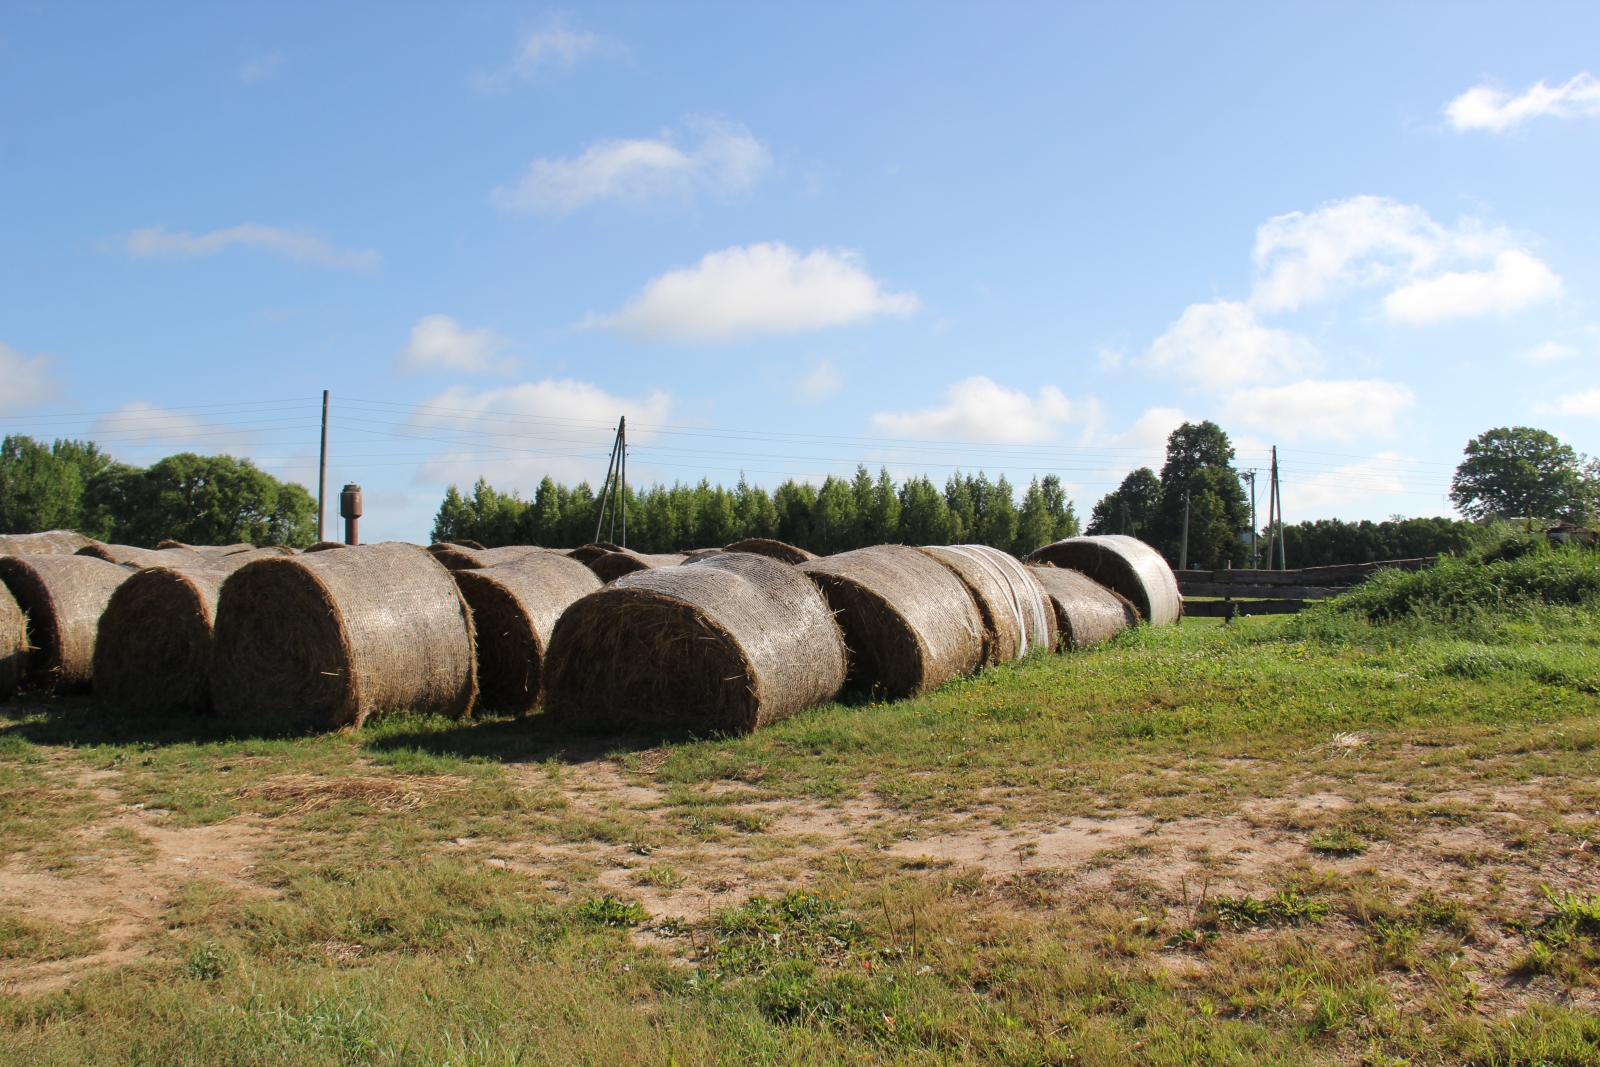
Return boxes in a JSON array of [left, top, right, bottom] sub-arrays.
[[1152, 422, 1249, 568]]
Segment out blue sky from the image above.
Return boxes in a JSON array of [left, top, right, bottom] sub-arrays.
[[2, 2, 1598, 543]]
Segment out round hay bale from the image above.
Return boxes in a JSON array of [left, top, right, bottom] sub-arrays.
[[798, 545, 984, 698], [211, 542, 477, 730], [155, 541, 254, 556], [1025, 535, 1181, 626], [586, 550, 687, 584], [0, 583, 23, 701], [724, 537, 817, 564], [569, 542, 624, 564], [0, 530, 95, 557], [680, 548, 724, 563], [451, 553, 602, 713], [545, 552, 845, 733], [1027, 564, 1138, 650], [427, 543, 548, 571], [0, 554, 135, 693], [303, 541, 348, 553], [78, 543, 211, 569], [918, 545, 1056, 665]]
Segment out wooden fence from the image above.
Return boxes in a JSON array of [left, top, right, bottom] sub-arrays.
[[1176, 558, 1434, 617]]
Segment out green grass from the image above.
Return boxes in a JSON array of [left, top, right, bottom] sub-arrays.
[[0, 548, 1598, 1063]]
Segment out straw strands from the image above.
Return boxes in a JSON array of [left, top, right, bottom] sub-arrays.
[[0, 530, 95, 556], [155, 541, 256, 556], [586, 550, 687, 584], [427, 543, 550, 571], [451, 552, 602, 713], [78, 543, 212, 569], [0, 583, 23, 701], [1027, 564, 1138, 650], [0, 554, 134, 693], [724, 538, 817, 564], [799, 545, 984, 698], [545, 552, 845, 733], [1025, 535, 1181, 626], [919, 544, 1056, 665], [212, 542, 477, 730]]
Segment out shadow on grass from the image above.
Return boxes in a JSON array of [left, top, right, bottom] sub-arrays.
[[0, 692, 321, 748], [359, 711, 729, 766]]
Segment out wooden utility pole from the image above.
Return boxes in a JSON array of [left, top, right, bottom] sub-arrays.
[[594, 417, 627, 546], [317, 390, 329, 543], [1179, 489, 1191, 570], [1242, 470, 1258, 569]]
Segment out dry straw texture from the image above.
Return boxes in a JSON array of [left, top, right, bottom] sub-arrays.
[[0, 554, 134, 693], [154, 541, 256, 556], [569, 543, 624, 564], [304, 541, 348, 553], [799, 545, 984, 698], [919, 544, 1057, 665], [0, 582, 23, 701], [586, 550, 687, 584], [545, 551, 846, 734], [78, 543, 211, 569], [724, 538, 817, 564], [92, 549, 291, 714], [1027, 564, 1139, 651], [0, 530, 94, 556], [1025, 535, 1182, 626], [451, 552, 602, 713], [427, 543, 549, 571], [211, 542, 477, 731]]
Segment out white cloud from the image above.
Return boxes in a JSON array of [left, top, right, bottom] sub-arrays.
[[1223, 378, 1414, 443], [410, 379, 674, 487], [1384, 250, 1562, 324], [1446, 73, 1600, 132], [1145, 300, 1318, 387], [870, 377, 1075, 443], [127, 225, 380, 270], [1519, 341, 1580, 362], [472, 20, 625, 90], [393, 316, 511, 374], [491, 116, 771, 214], [592, 243, 919, 342], [89, 401, 260, 462], [794, 359, 841, 402], [1107, 406, 1187, 453], [0, 341, 62, 414], [1285, 451, 1415, 516], [238, 54, 284, 82], [1549, 389, 1600, 418]]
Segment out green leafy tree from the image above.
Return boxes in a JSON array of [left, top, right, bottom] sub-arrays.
[[1015, 474, 1080, 556], [1450, 427, 1598, 524], [0, 435, 114, 535], [1280, 517, 1478, 567], [1152, 422, 1249, 568], [87, 452, 316, 547], [1087, 467, 1162, 539]]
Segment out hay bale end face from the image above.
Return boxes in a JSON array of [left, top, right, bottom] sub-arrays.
[[0, 530, 95, 557], [1025, 535, 1181, 626], [1027, 564, 1138, 650], [919, 545, 1056, 665], [0, 583, 23, 701], [451, 552, 602, 713], [544, 552, 845, 734], [723, 538, 817, 564], [798, 545, 984, 699], [427, 543, 547, 571], [211, 542, 477, 730], [0, 554, 135, 693]]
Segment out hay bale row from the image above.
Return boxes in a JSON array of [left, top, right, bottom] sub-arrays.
[[79, 543, 214, 569], [0, 554, 135, 693], [545, 552, 845, 733], [919, 544, 1056, 665], [0, 530, 95, 556], [450, 552, 601, 713], [1027, 564, 1137, 650], [1025, 535, 1181, 626], [724, 538, 815, 564], [0, 583, 23, 701], [586, 549, 687, 583], [427, 543, 550, 571]]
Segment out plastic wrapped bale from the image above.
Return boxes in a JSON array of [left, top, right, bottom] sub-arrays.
[[1027, 564, 1139, 651], [0, 554, 135, 693], [586, 550, 687, 584], [0, 530, 95, 557], [918, 545, 1056, 665], [723, 538, 817, 564], [78, 543, 212, 569], [798, 545, 984, 698], [211, 542, 477, 730], [450, 552, 603, 713], [1025, 535, 1181, 626], [92, 549, 293, 714], [544, 552, 845, 733], [0, 582, 23, 700], [427, 543, 550, 571]]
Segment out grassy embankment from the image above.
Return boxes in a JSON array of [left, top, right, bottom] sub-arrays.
[[0, 540, 1596, 1064]]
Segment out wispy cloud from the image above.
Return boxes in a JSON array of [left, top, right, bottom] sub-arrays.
[[238, 54, 285, 82], [794, 359, 842, 402], [127, 225, 380, 270], [1384, 250, 1562, 325], [89, 400, 260, 463], [1446, 73, 1600, 133], [1547, 389, 1600, 418], [1145, 300, 1318, 388], [491, 116, 771, 215], [473, 18, 625, 89], [393, 316, 512, 374], [0, 341, 62, 414], [870, 377, 1076, 443], [590, 243, 919, 342], [1518, 341, 1580, 363], [1286, 452, 1416, 515], [1223, 379, 1414, 443]]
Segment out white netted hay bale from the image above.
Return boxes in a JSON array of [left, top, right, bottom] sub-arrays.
[[544, 552, 845, 734], [1027, 564, 1138, 650], [1025, 535, 1181, 626], [211, 542, 477, 730], [450, 552, 602, 713], [0, 554, 135, 693], [798, 545, 984, 698], [919, 545, 1056, 665]]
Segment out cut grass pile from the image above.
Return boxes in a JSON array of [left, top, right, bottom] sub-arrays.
[[0, 542, 1596, 1064]]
